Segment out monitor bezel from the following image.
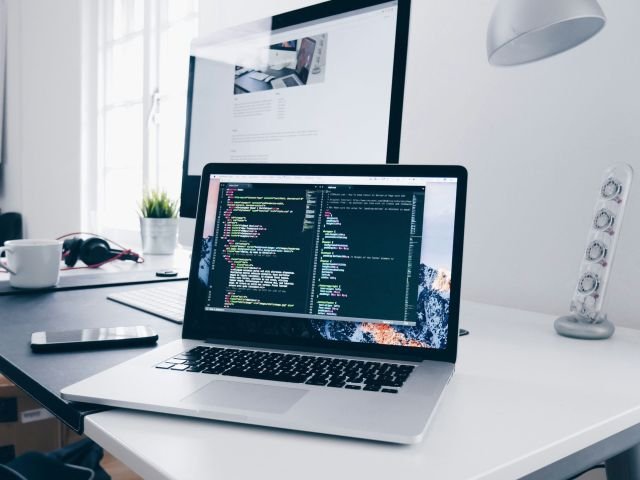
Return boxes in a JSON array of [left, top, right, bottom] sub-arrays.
[[179, 0, 411, 219], [184, 163, 466, 364]]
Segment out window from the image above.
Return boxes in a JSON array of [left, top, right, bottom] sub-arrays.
[[95, 0, 198, 235]]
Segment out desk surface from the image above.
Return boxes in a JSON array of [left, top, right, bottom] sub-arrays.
[[84, 301, 640, 480], [234, 67, 294, 94], [0, 260, 186, 431]]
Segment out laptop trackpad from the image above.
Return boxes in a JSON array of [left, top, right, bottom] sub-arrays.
[[181, 380, 307, 414]]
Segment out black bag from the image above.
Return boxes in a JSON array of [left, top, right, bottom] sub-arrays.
[[0, 438, 110, 480]]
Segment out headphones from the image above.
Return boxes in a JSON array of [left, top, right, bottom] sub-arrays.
[[61, 236, 142, 268]]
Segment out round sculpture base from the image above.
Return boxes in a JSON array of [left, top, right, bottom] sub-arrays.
[[554, 314, 615, 340]]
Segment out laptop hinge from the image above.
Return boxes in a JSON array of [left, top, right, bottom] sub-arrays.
[[203, 338, 425, 362]]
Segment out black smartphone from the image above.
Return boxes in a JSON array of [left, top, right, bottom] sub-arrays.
[[30, 326, 158, 352]]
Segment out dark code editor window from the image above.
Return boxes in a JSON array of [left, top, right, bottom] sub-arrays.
[[205, 183, 424, 326]]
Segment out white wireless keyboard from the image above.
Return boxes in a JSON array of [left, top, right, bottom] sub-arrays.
[[107, 282, 187, 324], [248, 71, 270, 81]]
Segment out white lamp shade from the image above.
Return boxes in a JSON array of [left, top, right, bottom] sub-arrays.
[[487, 0, 606, 66]]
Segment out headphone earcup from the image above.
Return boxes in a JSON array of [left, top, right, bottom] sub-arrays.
[[79, 237, 115, 265], [62, 238, 84, 267]]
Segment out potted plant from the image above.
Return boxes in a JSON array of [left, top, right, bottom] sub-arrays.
[[139, 190, 179, 254]]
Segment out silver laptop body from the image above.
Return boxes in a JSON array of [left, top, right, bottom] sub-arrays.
[[62, 163, 467, 444]]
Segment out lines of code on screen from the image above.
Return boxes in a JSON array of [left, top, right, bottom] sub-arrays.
[[206, 183, 424, 326]]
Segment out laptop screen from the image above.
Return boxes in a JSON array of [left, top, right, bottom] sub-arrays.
[[193, 172, 459, 353], [294, 37, 316, 83]]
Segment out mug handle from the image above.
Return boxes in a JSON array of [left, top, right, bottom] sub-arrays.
[[0, 247, 17, 275]]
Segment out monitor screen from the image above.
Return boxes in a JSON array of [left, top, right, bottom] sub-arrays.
[[270, 41, 298, 52], [180, 0, 411, 224], [195, 173, 457, 352]]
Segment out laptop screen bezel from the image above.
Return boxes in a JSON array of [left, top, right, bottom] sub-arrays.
[[184, 163, 467, 363]]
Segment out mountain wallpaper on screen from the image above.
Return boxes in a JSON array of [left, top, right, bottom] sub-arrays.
[[311, 264, 450, 349]]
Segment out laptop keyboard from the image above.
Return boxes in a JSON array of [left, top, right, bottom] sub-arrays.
[[156, 346, 415, 393], [283, 76, 299, 87]]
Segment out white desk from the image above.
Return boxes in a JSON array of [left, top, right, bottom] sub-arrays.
[[83, 301, 640, 480]]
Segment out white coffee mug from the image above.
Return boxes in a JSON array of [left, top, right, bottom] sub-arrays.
[[0, 239, 63, 288]]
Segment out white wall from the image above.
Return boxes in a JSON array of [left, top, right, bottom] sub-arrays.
[[0, 0, 21, 213], [0, 0, 83, 238], [200, 0, 640, 329], [401, 0, 640, 330]]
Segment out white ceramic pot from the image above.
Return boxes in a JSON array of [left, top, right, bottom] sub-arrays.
[[140, 217, 178, 255]]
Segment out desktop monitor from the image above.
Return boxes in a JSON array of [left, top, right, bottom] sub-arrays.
[[270, 41, 298, 51], [179, 0, 411, 246]]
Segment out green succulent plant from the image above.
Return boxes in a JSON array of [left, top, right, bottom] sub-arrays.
[[139, 190, 179, 218]]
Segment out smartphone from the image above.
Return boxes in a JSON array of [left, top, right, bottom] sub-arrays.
[[30, 325, 158, 352]]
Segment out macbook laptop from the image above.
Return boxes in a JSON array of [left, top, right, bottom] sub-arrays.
[[271, 37, 316, 88], [62, 163, 467, 444]]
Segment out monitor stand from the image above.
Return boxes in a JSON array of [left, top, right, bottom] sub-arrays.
[[178, 217, 196, 251]]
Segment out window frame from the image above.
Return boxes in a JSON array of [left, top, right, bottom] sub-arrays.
[[87, 0, 197, 243]]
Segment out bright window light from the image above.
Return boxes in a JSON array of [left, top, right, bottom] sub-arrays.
[[95, 0, 198, 235]]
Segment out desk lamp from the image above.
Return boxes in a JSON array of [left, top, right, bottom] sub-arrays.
[[487, 0, 634, 339], [487, 0, 605, 66]]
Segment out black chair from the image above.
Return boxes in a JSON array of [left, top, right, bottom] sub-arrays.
[[0, 213, 22, 247]]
